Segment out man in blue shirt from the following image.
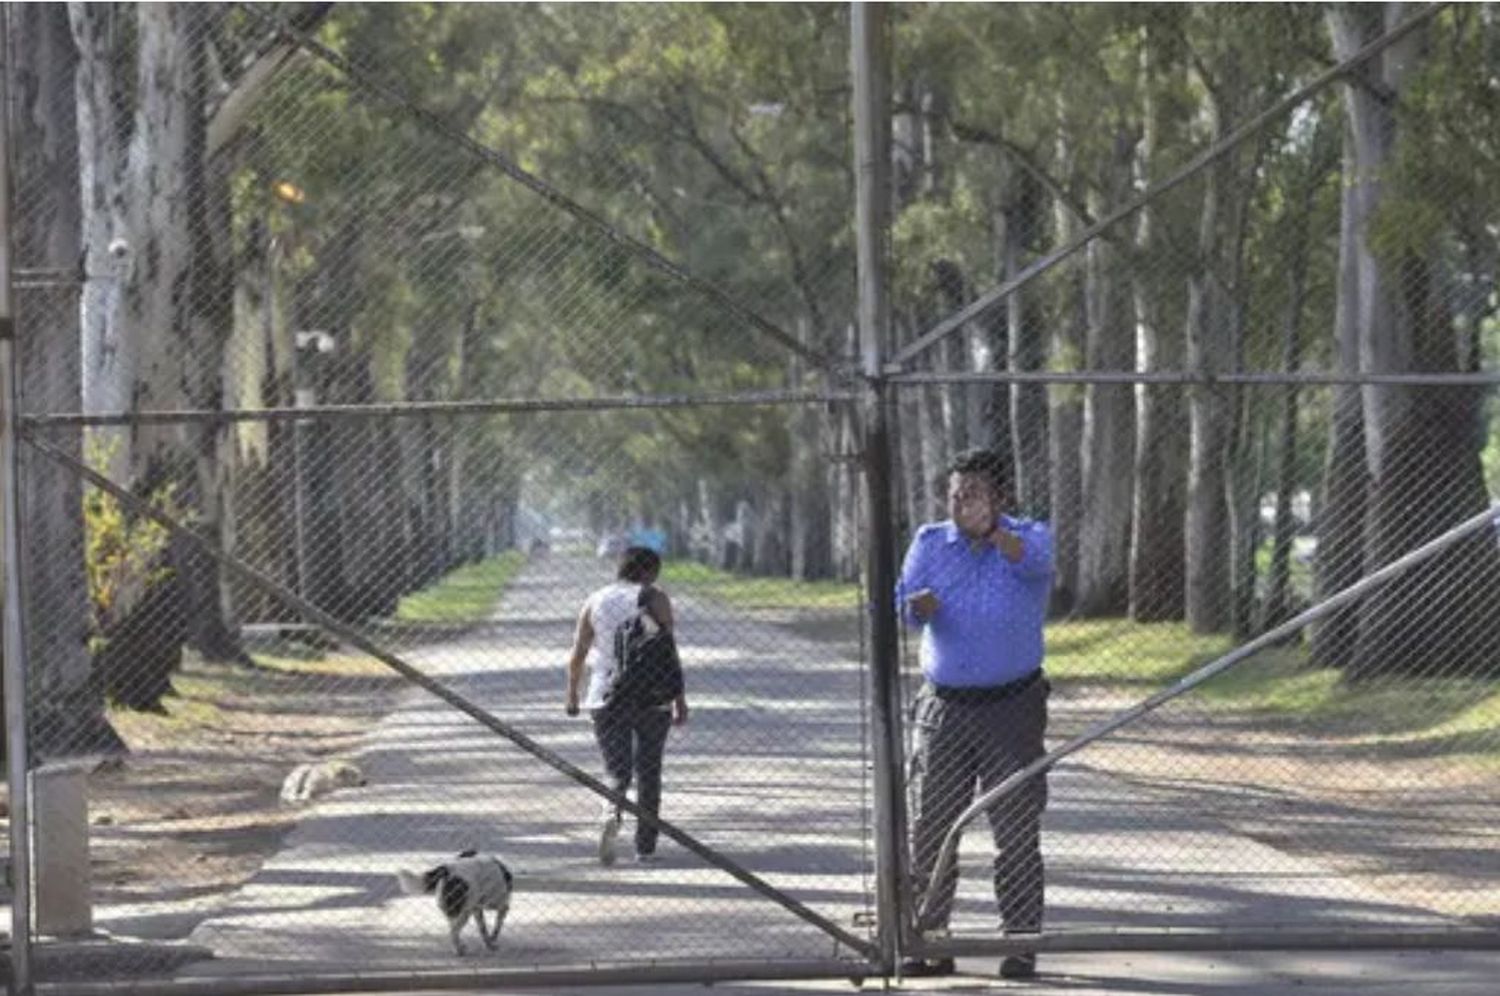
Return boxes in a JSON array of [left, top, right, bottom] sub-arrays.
[[896, 449, 1053, 980]]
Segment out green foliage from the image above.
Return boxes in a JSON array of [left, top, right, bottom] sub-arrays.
[[661, 559, 859, 610], [83, 436, 193, 651], [1047, 616, 1500, 763], [1045, 618, 1234, 685], [394, 551, 527, 622]]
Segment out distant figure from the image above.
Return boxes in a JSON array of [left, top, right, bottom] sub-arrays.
[[564, 546, 688, 865], [895, 448, 1054, 980]]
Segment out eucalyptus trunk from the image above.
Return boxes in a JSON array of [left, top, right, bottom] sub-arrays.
[[11, 3, 124, 756], [1076, 130, 1137, 617], [1129, 46, 1187, 622], [1003, 174, 1050, 519], [1330, 6, 1500, 677]]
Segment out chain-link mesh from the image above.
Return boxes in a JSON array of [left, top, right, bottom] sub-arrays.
[[881, 0, 1500, 959], [3, 1, 1499, 992]]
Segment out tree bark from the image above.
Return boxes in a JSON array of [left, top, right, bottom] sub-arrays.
[[788, 327, 833, 580], [1003, 174, 1050, 519], [1076, 129, 1137, 616], [1044, 115, 1086, 616], [1330, 5, 1500, 677], [1129, 45, 1187, 622], [1332, 5, 1500, 678], [1262, 134, 1325, 630], [10, 3, 126, 756], [1183, 88, 1241, 633], [1311, 117, 1368, 670]]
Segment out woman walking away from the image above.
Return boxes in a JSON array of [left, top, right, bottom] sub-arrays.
[[565, 546, 689, 864]]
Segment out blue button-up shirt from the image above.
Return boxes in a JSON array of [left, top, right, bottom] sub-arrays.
[[895, 515, 1054, 688]]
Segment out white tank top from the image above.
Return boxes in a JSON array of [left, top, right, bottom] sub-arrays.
[[583, 581, 648, 709]]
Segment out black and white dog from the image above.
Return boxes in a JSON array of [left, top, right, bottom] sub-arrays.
[[396, 850, 513, 955]]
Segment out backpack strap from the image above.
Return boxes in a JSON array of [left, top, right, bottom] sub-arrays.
[[636, 584, 668, 628]]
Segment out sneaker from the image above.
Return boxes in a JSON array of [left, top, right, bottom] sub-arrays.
[[899, 957, 955, 978], [634, 851, 659, 864], [598, 812, 622, 866], [999, 953, 1036, 979]]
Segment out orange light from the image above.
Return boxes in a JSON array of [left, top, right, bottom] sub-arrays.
[[273, 180, 306, 204]]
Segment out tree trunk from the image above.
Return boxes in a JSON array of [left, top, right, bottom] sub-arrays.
[[1226, 392, 1264, 640], [10, 3, 125, 756], [1129, 49, 1187, 622], [69, 3, 131, 481], [896, 312, 929, 532], [1311, 118, 1369, 669], [751, 487, 790, 576], [1263, 329, 1307, 631], [68, 5, 250, 708], [1003, 175, 1050, 519], [177, 34, 244, 662], [1330, 6, 1500, 677], [1262, 154, 1319, 630], [828, 383, 862, 582], [1183, 104, 1239, 633], [1046, 174, 1086, 616], [1076, 130, 1137, 616], [790, 402, 833, 580]]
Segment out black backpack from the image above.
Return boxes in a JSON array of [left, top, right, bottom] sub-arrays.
[[605, 586, 684, 711]]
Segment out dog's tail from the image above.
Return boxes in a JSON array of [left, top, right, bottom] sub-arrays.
[[396, 866, 446, 895]]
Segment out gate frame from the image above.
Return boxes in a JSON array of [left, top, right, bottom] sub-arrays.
[[5, 2, 1500, 994]]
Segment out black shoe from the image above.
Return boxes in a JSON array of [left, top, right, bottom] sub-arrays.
[[900, 957, 956, 978], [999, 953, 1037, 979]]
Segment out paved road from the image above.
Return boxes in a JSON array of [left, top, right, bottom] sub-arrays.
[[81, 550, 1497, 992]]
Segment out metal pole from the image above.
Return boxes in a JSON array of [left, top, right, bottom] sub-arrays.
[[852, 1, 907, 973], [0, 6, 36, 992], [21, 388, 862, 429], [290, 345, 308, 605], [45, 957, 874, 996]]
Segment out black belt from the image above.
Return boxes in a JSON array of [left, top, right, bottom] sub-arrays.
[[929, 669, 1043, 703]]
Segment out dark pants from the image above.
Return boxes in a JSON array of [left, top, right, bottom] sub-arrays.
[[591, 705, 673, 856], [909, 674, 1049, 933]]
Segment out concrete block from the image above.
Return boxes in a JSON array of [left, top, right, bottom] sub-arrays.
[[30, 762, 92, 937]]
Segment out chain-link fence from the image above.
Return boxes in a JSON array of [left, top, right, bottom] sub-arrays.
[[3, 3, 1499, 994]]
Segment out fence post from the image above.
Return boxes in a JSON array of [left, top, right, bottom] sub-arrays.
[[852, 1, 908, 973], [0, 5, 37, 992]]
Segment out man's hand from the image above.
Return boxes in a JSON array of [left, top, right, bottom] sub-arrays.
[[988, 526, 1023, 563], [565, 690, 580, 717], [672, 697, 690, 727], [907, 588, 940, 622]]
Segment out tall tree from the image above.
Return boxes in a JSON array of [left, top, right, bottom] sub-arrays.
[[1328, 4, 1500, 677], [9, 3, 123, 755]]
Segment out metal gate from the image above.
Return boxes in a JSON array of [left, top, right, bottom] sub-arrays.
[[3, 4, 1499, 994]]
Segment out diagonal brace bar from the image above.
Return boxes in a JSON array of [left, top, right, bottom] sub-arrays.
[[24, 430, 877, 961]]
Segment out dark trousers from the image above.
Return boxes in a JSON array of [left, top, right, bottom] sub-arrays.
[[591, 705, 673, 856], [909, 675, 1049, 933]]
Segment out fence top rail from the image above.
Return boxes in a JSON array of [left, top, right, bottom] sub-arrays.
[[890, 370, 1500, 387], [23, 371, 1499, 431], [20, 389, 860, 429]]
